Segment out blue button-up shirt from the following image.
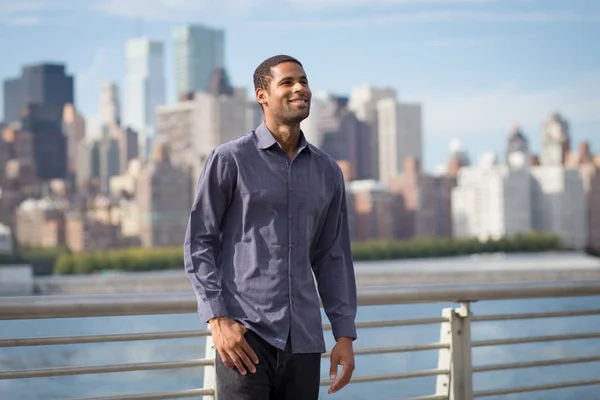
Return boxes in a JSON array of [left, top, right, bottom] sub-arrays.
[[184, 122, 357, 354]]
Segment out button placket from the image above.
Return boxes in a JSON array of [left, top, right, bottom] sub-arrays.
[[287, 154, 294, 312]]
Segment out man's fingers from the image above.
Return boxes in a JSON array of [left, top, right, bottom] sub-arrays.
[[227, 351, 248, 375], [240, 339, 259, 365], [235, 347, 257, 374], [329, 363, 354, 394], [213, 323, 258, 375], [329, 360, 338, 380], [217, 348, 233, 369]]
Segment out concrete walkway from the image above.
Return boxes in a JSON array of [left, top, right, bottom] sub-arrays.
[[16, 251, 600, 296]]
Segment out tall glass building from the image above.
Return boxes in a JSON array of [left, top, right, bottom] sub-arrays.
[[173, 24, 224, 99], [123, 37, 166, 159], [3, 63, 74, 123]]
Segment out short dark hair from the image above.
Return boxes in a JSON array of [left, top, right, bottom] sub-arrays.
[[253, 55, 303, 91]]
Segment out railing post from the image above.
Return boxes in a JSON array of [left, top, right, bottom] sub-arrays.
[[435, 302, 473, 400], [203, 324, 217, 400]]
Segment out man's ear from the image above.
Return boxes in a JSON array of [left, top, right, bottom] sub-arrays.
[[255, 87, 267, 108]]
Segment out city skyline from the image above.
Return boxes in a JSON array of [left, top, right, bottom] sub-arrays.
[[1, 0, 599, 171]]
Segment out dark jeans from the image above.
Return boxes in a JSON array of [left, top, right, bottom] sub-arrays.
[[215, 330, 321, 400]]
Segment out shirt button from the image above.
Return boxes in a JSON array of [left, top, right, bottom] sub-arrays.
[[289, 244, 294, 249], [289, 215, 294, 221], [289, 187, 294, 192]]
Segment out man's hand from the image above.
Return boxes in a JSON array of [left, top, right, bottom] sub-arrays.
[[328, 337, 355, 394], [209, 317, 259, 375]]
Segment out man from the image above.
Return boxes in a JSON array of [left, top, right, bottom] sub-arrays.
[[184, 54, 357, 399]]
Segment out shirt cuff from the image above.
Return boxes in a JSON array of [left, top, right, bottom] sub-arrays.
[[198, 296, 229, 323], [331, 317, 357, 341]]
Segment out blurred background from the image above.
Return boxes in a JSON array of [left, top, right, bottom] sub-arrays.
[[1, 1, 600, 399], [0, 0, 599, 275]]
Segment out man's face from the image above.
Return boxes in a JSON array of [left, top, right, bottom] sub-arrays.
[[257, 61, 312, 124]]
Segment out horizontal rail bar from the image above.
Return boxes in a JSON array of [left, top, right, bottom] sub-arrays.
[[474, 378, 600, 397], [0, 318, 443, 348], [0, 358, 213, 380], [473, 355, 600, 373], [472, 308, 600, 322], [320, 368, 449, 385], [0, 330, 210, 348], [66, 388, 214, 400], [0, 322, 445, 349], [3, 280, 600, 320], [473, 331, 600, 347], [323, 317, 447, 331], [392, 396, 448, 400], [345, 280, 600, 306], [323, 342, 448, 358]]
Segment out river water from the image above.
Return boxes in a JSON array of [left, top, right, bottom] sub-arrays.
[[2, 295, 600, 399]]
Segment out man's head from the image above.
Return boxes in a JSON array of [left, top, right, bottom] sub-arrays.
[[254, 55, 311, 125]]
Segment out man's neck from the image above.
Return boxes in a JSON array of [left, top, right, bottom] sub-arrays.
[[265, 119, 301, 157]]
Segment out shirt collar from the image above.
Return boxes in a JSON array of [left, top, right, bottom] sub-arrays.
[[255, 121, 315, 154]]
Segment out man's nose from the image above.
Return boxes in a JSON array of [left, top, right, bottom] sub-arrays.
[[292, 82, 306, 92]]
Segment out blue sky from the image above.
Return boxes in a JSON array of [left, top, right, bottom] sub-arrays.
[[1, 0, 599, 171]]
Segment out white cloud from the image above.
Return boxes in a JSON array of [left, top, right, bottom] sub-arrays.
[[94, 0, 210, 21], [6, 16, 41, 26], [0, 2, 46, 14], [0, 0, 593, 27], [0, 0, 516, 16], [0, 0, 82, 26], [0, 1, 113, 21], [411, 72, 600, 142], [92, 0, 264, 21], [251, 10, 599, 29], [0, 1, 44, 26], [0, 0, 570, 24], [85, 0, 600, 28], [284, 0, 503, 10]]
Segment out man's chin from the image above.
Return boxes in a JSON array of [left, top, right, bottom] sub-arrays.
[[283, 110, 310, 124]]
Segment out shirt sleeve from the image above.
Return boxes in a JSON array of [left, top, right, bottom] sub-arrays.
[[312, 166, 358, 341], [184, 149, 235, 323]]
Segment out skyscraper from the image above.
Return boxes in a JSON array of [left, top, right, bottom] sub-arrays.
[[3, 79, 22, 123], [100, 81, 121, 127], [21, 103, 68, 180], [377, 99, 423, 183], [137, 143, 190, 248], [541, 112, 570, 166], [348, 86, 397, 180], [452, 155, 532, 241], [173, 24, 225, 98], [155, 82, 248, 201], [2, 64, 73, 181], [531, 166, 587, 249], [506, 125, 529, 168], [3, 63, 74, 123], [308, 93, 373, 180], [123, 37, 166, 158], [62, 104, 86, 178]]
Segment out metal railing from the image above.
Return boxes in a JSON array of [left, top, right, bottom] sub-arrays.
[[2, 280, 600, 399]]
